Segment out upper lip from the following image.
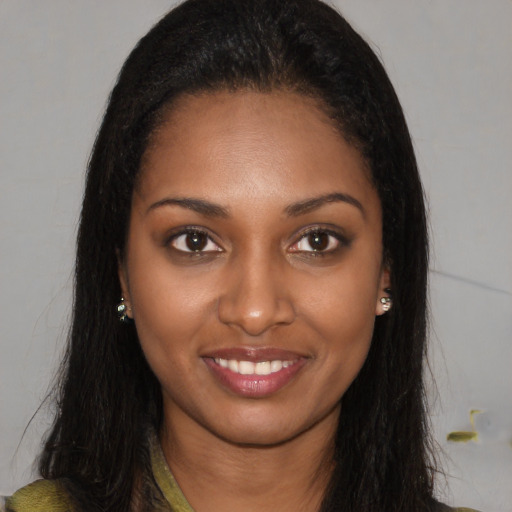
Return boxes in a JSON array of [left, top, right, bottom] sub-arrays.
[[201, 347, 307, 362]]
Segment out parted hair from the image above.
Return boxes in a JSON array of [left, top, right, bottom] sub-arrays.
[[39, 0, 439, 510]]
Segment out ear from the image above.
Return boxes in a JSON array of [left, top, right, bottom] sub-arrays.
[[117, 250, 133, 319], [375, 266, 392, 316]]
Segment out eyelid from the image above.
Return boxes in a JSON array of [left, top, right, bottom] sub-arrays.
[[288, 226, 351, 254], [166, 226, 223, 253]]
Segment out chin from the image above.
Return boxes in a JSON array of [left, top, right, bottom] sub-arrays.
[[204, 404, 338, 448], [214, 423, 302, 447]]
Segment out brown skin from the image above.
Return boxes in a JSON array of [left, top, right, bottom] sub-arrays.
[[119, 91, 390, 511]]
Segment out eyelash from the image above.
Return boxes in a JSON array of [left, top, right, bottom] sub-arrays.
[[289, 227, 350, 256], [167, 228, 222, 254]]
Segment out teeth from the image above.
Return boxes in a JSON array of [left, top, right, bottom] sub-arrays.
[[255, 361, 271, 375], [214, 358, 294, 375], [270, 360, 283, 372], [238, 361, 255, 375]]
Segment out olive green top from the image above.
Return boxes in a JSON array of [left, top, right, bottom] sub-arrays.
[[149, 436, 194, 512], [3, 437, 191, 512], [3, 479, 74, 512], [3, 438, 480, 511]]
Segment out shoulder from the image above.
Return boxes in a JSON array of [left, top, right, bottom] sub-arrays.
[[436, 502, 481, 512], [3, 479, 73, 512]]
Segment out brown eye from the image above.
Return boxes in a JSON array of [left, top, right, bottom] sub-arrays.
[[290, 229, 342, 253], [307, 232, 329, 251], [170, 230, 222, 253], [186, 231, 207, 251]]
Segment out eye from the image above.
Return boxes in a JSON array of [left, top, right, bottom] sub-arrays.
[[169, 230, 222, 253], [289, 229, 346, 254]]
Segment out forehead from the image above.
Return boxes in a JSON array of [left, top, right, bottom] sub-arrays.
[[137, 90, 378, 217]]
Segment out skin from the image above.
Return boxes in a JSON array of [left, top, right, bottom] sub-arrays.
[[119, 90, 390, 511]]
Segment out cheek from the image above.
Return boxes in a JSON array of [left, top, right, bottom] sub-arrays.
[[300, 260, 380, 338], [307, 278, 376, 400], [132, 283, 212, 344], [125, 246, 220, 366], [296, 255, 381, 395], [129, 275, 214, 404]]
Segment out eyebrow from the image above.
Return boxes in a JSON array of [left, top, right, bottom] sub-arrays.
[[147, 191, 364, 219], [284, 192, 365, 218], [147, 197, 230, 218]]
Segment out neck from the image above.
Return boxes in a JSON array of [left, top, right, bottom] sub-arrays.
[[160, 407, 339, 512]]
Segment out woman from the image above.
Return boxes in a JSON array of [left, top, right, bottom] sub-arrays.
[[5, 0, 477, 510]]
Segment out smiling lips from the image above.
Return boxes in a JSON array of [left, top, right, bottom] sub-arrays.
[[202, 348, 307, 398]]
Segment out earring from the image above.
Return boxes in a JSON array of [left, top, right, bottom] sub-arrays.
[[380, 296, 392, 313], [116, 297, 131, 323]]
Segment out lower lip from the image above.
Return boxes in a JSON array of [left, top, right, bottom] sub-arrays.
[[203, 358, 307, 398]]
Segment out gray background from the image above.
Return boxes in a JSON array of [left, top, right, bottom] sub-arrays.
[[1, 1, 511, 510]]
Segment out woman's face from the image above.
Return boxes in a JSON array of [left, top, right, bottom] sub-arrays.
[[120, 90, 389, 446]]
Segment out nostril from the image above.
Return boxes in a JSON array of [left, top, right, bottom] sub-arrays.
[[216, 260, 296, 334], [218, 294, 296, 336]]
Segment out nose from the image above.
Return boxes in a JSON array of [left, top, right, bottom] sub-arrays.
[[217, 251, 296, 336]]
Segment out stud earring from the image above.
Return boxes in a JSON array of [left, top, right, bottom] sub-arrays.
[[116, 297, 131, 323], [380, 296, 392, 313]]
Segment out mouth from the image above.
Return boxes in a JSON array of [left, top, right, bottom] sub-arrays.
[[202, 348, 308, 398]]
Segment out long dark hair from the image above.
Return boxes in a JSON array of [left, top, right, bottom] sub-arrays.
[[39, 0, 437, 510]]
